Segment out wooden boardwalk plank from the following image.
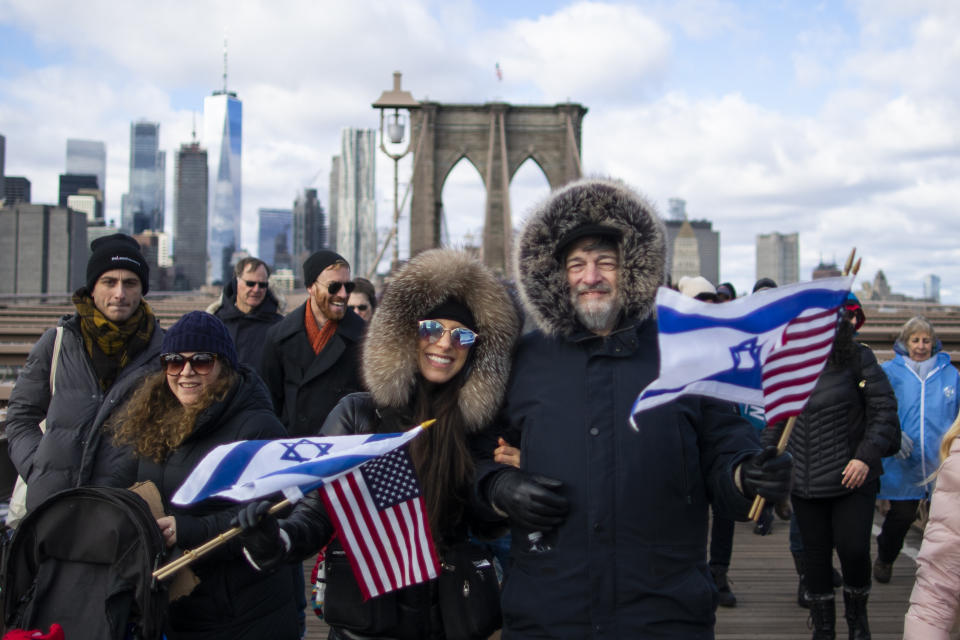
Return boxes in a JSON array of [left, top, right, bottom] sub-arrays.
[[304, 510, 920, 639]]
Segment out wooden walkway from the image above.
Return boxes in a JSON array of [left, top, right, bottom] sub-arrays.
[[715, 513, 918, 640], [304, 510, 920, 639]]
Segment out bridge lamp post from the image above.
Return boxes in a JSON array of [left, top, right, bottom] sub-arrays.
[[372, 71, 420, 271]]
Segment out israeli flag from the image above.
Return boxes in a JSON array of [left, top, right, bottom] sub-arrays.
[[171, 427, 426, 506], [630, 277, 853, 429]]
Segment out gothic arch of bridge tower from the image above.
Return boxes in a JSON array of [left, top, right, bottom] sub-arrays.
[[408, 101, 587, 276]]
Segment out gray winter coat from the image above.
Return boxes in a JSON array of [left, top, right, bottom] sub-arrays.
[[5, 313, 164, 511]]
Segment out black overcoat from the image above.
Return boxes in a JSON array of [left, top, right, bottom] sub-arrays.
[[260, 302, 364, 436]]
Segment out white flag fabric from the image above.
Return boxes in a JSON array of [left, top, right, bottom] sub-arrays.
[[630, 277, 853, 429], [171, 427, 426, 506]]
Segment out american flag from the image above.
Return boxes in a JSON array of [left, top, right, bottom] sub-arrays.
[[762, 306, 839, 424], [321, 446, 439, 600], [630, 277, 853, 428]]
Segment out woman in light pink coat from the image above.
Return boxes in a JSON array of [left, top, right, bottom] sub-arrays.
[[904, 415, 960, 639]]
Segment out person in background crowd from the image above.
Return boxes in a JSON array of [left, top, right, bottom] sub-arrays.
[[904, 413, 960, 639], [764, 293, 900, 639], [677, 275, 739, 608], [207, 256, 284, 375], [716, 282, 737, 302], [260, 250, 364, 437], [237, 248, 521, 640], [877, 316, 960, 583], [753, 277, 778, 293], [678, 275, 720, 303], [347, 276, 376, 323], [477, 177, 792, 638], [110, 311, 298, 640], [5, 233, 164, 514]]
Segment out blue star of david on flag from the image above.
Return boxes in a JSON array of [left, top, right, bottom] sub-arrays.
[[630, 276, 853, 429], [172, 427, 429, 506], [280, 439, 333, 463]]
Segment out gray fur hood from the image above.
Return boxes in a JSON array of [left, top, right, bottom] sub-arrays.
[[362, 249, 521, 431], [515, 177, 666, 338]]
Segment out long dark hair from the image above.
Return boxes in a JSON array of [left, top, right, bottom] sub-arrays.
[[377, 360, 476, 544]]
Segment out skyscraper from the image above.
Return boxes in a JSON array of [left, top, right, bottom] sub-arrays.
[[756, 232, 799, 285], [0, 133, 5, 204], [328, 157, 340, 252], [58, 173, 102, 219], [333, 128, 376, 278], [258, 208, 293, 270], [292, 188, 326, 283], [66, 139, 106, 215], [663, 204, 720, 286], [4, 177, 30, 204], [0, 204, 87, 293], [202, 47, 242, 284], [174, 141, 209, 291], [923, 274, 941, 303], [123, 121, 166, 233]]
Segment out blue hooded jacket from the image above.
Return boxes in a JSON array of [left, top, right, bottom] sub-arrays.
[[880, 343, 960, 500]]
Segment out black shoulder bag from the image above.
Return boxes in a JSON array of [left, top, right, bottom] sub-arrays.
[[438, 541, 503, 640]]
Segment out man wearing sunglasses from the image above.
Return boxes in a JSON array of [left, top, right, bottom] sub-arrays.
[[261, 250, 364, 437], [6, 233, 165, 516], [207, 256, 283, 375]]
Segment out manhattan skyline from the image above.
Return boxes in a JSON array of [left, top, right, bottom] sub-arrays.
[[1, 1, 958, 300]]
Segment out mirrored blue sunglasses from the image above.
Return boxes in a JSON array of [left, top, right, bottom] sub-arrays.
[[417, 320, 478, 349]]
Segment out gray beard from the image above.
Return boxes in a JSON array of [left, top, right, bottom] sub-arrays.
[[572, 296, 620, 333]]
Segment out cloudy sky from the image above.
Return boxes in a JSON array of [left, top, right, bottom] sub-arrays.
[[1, 0, 958, 300]]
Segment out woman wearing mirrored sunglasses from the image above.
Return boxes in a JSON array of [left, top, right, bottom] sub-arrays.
[[110, 311, 299, 640], [237, 249, 521, 640]]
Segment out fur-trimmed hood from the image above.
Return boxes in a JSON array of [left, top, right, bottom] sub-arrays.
[[362, 249, 521, 431], [515, 177, 666, 338]]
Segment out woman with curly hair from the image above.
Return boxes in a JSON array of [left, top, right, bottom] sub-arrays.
[[111, 311, 299, 640], [237, 249, 521, 640]]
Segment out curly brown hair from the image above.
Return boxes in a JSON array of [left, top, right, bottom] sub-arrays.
[[109, 367, 238, 463]]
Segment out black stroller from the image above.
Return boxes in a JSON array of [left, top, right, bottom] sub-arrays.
[[1, 487, 168, 640]]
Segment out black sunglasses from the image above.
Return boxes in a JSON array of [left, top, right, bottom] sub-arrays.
[[160, 352, 218, 375], [243, 279, 268, 289], [349, 304, 369, 312], [321, 280, 355, 295], [417, 320, 478, 349]]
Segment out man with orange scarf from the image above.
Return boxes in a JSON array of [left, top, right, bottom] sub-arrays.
[[261, 250, 364, 437], [6, 233, 164, 514]]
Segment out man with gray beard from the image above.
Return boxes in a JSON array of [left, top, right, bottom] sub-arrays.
[[477, 178, 792, 639]]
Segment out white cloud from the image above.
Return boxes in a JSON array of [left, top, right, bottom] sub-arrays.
[[1, 0, 959, 303]]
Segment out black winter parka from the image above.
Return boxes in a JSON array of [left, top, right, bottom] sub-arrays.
[[483, 317, 761, 639], [208, 278, 283, 375], [764, 342, 900, 499], [137, 367, 299, 640], [5, 314, 163, 511]]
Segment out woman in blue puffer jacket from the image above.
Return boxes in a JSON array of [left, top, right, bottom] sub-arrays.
[[877, 316, 960, 583]]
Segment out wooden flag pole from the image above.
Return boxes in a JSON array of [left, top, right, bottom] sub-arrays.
[[153, 499, 291, 581], [151, 419, 437, 581], [748, 250, 858, 521]]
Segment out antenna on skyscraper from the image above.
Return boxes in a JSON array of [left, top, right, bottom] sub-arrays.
[[222, 33, 228, 94], [191, 112, 197, 143]]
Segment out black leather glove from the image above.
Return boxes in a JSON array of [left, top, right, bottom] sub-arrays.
[[740, 446, 793, 503], [234, 500, 285, 570], [486, 469, 569, 530]]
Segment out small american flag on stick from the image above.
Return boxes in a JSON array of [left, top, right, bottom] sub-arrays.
[[321, 445, 439, 599]]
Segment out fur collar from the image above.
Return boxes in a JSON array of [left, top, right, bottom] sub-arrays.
[[362, 249, 520, 432], [515, 177, 666, 338]]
